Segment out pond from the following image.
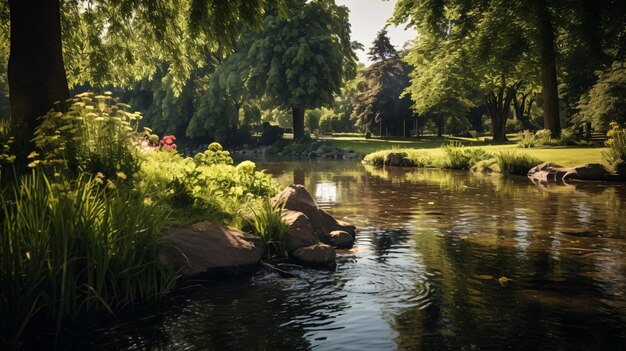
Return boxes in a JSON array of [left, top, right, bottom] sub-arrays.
[[88, 161, 626, 350]]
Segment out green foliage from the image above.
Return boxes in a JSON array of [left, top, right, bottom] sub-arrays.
[[494, 152, 541, 176], [602, 122, 626, 167], [247, 199, 288, 260], [353, 31, 413, 136], [441, 142, 492, 170], [517, 130, 537, 148], [534, 129, 554, 145], [205, 0, 357, 138], [0, 171, 175, 344], [193, 142, 234, 166], [140, 145, 278, 227], [30, 92, 143, 181], [0, 119, 15, 166], [575, 61, 626, 131]]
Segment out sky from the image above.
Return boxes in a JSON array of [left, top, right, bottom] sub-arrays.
[[335, 0, 416, 65]]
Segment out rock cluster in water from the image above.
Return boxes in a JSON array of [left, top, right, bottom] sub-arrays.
[[160, 185, 356, 278], [527, 162, 625, 183], [272, 184, 356, 270]]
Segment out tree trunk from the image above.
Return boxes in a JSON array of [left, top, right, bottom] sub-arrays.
[[8, 0, 69, 139], [485, 85, 516, 143], [534, 0, 561, 137], [292, 106, 305, 140], [513, 92, 535, 131]]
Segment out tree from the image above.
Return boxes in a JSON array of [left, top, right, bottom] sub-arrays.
[[574, 60, 626, 130], [236, 0, 358, 139], [2, 0, 271, 138], [353, 30, 413, 136]]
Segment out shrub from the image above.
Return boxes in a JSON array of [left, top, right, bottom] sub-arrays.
[[0, 171, 175, 344], [141, 146, 278, 226], [603, 121, 626, 167], [494, 152, 542, 176], [259, 122, 284, 145], [30, 92, 143, 181], [517, 130, 536, 148], [440, 142, 492, 169], [557, 127, 577, 146], [535, 129, 554, 145], [193, 142, 234, 166]]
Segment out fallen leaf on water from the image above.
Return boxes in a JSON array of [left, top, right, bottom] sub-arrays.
[[475, 274, 494, 280], [498, 276, 512, 287]]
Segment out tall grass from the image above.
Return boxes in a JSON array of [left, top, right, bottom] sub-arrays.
[[0, 171, 176, 345], [440, 142, 492, 169], [494, 152, 542, 175], [248, 199, 288, 260]]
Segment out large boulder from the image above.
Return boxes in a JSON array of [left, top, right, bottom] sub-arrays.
[[290, 244, 337, 271], [282, 210, 317, 251], [160, 222, 264, 277], [528, 162, 621, 182], [272, 185, 356, 242], [328, 230, 354, 249], [563, 163, 610, 181], [527, 162, 570, 182]]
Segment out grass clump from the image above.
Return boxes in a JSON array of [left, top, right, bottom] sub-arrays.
[[246, 199, 289, 260], [440, 142, 492, 169], [517, 130, 536, 148], [0, 171, 175, 345], [493, 152, 542, 175]]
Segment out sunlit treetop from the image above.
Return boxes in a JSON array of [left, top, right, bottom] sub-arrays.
[[0, 0, 283, 94]]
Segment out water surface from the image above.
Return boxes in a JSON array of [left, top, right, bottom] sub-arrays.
[[90, 161, 626, 350]]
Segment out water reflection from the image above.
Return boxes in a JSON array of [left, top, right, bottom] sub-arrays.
[[87, 161, 626, 350]]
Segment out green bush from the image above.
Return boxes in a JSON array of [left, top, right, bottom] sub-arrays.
[[517, 130, 536, 148], [31, 92, 144, 181], [0, 171, 175, 344], [535, 129, 552, 145], [141, 144, 278, 227], [440, 142, 492, 169], [557, 127, 577, 146], [494, 152, 541, 175], [603, 122, 626, 167]]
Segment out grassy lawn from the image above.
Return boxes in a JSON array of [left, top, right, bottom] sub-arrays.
[[325, 136, 606, 167]]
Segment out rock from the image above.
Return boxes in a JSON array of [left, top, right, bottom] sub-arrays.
[[529, 162, 620, 183], [527, 162, 569, 182], [308, 151, 319, 158], [290, 244, 336, 270], [384, 152, 411, 167], [272, 184, 356, 250], [282, 210, 317, 251], [343, 152, 358, 159], [329, 230, 354, 249], [319, 208, 356, 238], [563, 163, 609, 181], [615, 161, 626, 180], [160, 222, 264, 277]]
